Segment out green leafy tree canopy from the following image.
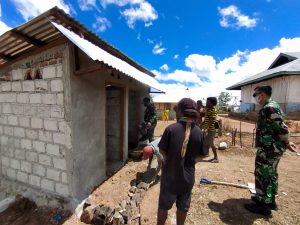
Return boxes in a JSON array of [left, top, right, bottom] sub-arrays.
[[218, 92, 232, 107]]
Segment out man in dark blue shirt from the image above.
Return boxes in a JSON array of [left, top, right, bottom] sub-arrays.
[[157, 98, 205, 225]]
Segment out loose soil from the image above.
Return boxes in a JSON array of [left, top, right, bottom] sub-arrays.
[[0, 196, 72, 225], [1, 118, 300, 225]]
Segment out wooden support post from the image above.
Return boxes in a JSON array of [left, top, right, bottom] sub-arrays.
[[234, 128, 237, 146], [231, 128, 234, 146], [239, 115, 242, 148]]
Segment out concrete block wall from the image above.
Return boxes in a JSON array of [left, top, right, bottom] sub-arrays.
[[0, 45, 71, 199]]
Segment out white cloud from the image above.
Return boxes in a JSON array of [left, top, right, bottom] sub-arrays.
[[93, 16, 111, 32], [160, 64, 169, 71], [152, 42, 166, 55], [144, 21, 153, 27], [100, 0, 157, 28], [154, 37, 300, 100], [174, 54, 179, 59], [153, 69, 201, 84], [147, 38, 154, 44], [0, 3, 12, 35], [185, 54, 217, 81], [218, 5, 257, 29], [78, 0, 101, 12], [11, 0, 71, 21], [101, 0, 143, 8], [121, 1, 158, 28], [0, 21, 11, 35]]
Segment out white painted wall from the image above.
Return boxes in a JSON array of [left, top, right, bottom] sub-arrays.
[[241, 75, 300, 104]]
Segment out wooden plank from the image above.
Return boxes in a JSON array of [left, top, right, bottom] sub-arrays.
[[4, 42, 29, 55], [0, 37, 19, 50], [73, 64, 111, 75], [19, 18, 50, 36], [26, 24, 54, 38], [0, 53, 14, 61], [40, 31, 61, 42], [0, 37, 68, 69], [11, 44, 34, 56], [34, 27, 57, 40], [0, 40, 24, 55], [9, 30, 45, 47]]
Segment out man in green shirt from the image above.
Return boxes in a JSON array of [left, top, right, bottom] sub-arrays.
[[140, 97, 157, 143], [245, 85, 298, 217]]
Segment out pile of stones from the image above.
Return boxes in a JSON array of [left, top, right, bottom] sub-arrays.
[[80, 181, 150, 225]]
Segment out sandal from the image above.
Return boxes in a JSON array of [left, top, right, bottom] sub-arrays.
[[210, 159, 219, 163]]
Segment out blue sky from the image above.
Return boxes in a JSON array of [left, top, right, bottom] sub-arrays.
[[1, 0, 300, 100]]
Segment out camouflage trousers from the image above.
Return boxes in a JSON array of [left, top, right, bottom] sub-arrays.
[[254, 148, 282, 204]]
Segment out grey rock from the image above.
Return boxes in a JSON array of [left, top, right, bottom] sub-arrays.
[[137, 182, 149, 190], [120, 200, 127, 209], [129, 186, 137, 193]]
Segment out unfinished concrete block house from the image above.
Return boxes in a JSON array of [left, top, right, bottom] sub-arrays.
[[0, 7, 163, 206], [227, 52, 300, 118]]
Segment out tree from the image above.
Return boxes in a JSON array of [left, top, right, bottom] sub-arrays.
[[218, 92, 232, 109]]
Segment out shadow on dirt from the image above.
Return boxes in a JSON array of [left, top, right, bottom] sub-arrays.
[[208, 198, 271, 225], [0, 196, 72, 225]]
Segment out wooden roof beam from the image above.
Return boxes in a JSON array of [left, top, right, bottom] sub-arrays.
[[9, 30, 45, 47], [0, 53, 14, 61]]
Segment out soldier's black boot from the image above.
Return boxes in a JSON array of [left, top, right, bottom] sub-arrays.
[[245, 202, 272, 217], [251, 195, 278, 211], [268, 196, 278, 211], [251, 195, 260, 204]]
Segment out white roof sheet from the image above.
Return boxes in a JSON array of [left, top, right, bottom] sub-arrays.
[[51, 21, 164, 92], [152, 89, 205, 103], [227, 52, 300, 90]]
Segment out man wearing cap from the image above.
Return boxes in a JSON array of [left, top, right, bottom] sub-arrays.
[[245, 85, 298, 217], [156, 98, 206, 225], [141, 97, 157, 143]]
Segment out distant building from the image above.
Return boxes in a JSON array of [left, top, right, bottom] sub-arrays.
[[152, 91, 205, 120], [227, 52, 300, 116], [152, 94, 179, 120]]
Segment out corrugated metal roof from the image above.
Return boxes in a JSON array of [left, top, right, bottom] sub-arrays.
[[0, 7, 156, 78], [153, 93, 184, 103], [227, 52, 300, 90], [282, 52, 300, 58], [52, 21, 164, 92], [152, 89, 204, 103]]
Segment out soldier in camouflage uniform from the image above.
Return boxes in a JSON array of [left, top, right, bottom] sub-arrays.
[[142, 97, 157, 142], [245, 86, 298, 217]]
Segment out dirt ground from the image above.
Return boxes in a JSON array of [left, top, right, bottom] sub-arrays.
[[0, 196, 72, 225], [1, 118, 300, 225]]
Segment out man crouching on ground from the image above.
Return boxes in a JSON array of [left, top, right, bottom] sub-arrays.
[[156, 98, 206, 225]]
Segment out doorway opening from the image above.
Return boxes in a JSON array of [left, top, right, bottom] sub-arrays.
[[105, 84, 124, 176]]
